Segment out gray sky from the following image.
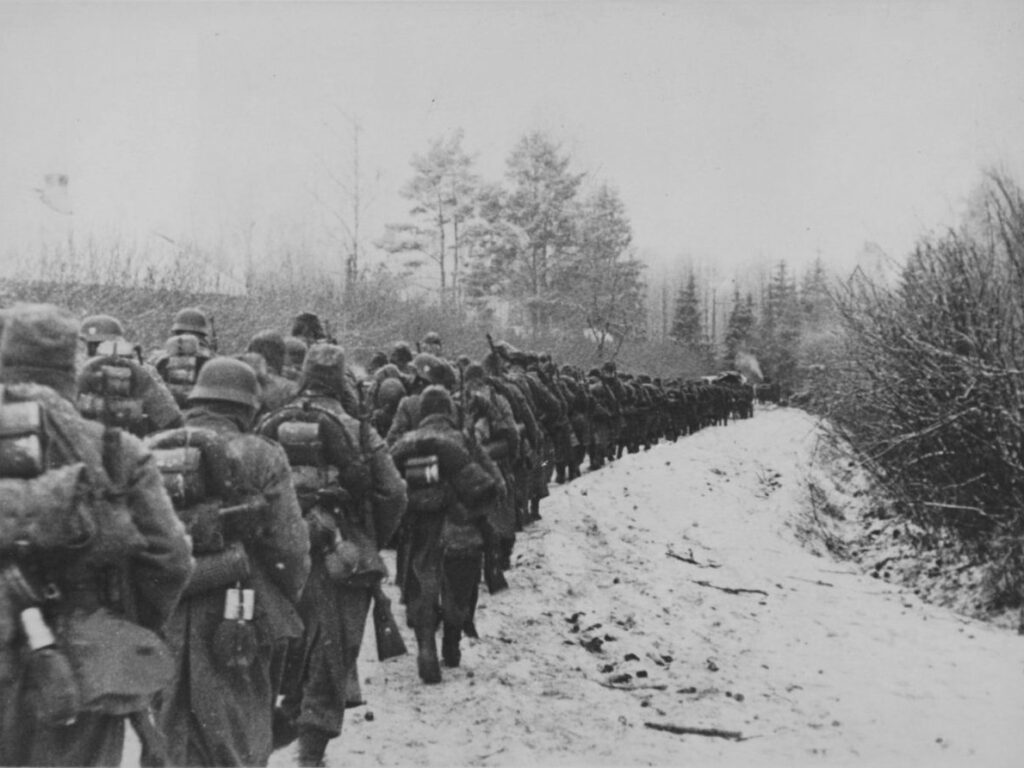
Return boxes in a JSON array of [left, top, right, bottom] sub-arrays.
[[2, 0, 1023, 281]]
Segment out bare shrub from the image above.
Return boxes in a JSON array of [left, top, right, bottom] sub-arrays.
[[810, 171, 1024, 608]]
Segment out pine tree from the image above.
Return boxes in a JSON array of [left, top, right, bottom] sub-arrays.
[[723, 288, 756, 365], [379, 129, 479, 306], [760, 260, 801, 392], [671, 271, 703, 347]]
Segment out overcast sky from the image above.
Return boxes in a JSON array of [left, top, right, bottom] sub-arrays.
[[2, 0, 1023, 281]]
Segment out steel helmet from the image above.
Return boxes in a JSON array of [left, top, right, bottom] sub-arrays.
[[187, 357, 259, 409], [171, 307, 211, 337], [79, 314, 125, 343], [389, 341, 413, 366], [376, 377, 407, 409], [412, 353, 454, 389]]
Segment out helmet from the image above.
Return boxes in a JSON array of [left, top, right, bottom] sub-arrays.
[[412, 353, 454, 388], [376, 378, 407, 409], [187, 357, 259, 409], [79, 314, 125, 343], [420, 385, 453, 417], [291, 311, 326, 342], [389, 341, 413, 366], [172, 307, 211, 337]]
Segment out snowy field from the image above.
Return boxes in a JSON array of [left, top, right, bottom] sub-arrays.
[[132, 407, 1024, 768]]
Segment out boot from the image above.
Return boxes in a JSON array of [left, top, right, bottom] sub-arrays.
[[271, 707, 299, 750], [297, 726, 331, 768], [529, 498, 541, 522], [555, 464, 566, 484], [442, 623, 462, 668], [415, 628, 441, 684]]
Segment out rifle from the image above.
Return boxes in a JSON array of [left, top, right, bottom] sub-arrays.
[[371, 582, 407, 660], [479, 517, 508, 594], [208, 313, 219, 354], [485, 333, 503, 361]]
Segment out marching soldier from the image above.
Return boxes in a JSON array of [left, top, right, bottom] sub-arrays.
[[389, 386, 500, 683], [259, 344, 405, 767], [150, 357, 310, 767], [0, 303, 192, 767], [76, 314, 183, 437]]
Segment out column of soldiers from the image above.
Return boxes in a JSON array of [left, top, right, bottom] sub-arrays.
[[0, 302, 754, 768]]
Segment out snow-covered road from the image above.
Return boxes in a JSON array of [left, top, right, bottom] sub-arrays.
[[266, 407, 1024, 767]]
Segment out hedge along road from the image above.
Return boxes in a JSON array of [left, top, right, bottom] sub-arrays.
[[250, 407, 1024, 766]]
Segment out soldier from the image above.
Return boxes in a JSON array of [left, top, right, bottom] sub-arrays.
[[369, 377, 407, 439], [258, 344, 406, 767], [170, 307, 216, 353], [385, 353, 455, 447], [247, 330, 299, 412], [149, 358, 310, 767], [461, 362, 518, 587], [390, 386, 500, 683], [586, 368, 615, 470], [290, 311, 334, 347], [78, 313, 135, 362], [76, 314, 183, 437], [482, 351, 541, 558], [388, 341, 416, 379], [153, 308, 216, 407], [421, 331, 443, 357], [0, 303, 192, 767]]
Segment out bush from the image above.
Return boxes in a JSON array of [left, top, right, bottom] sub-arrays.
[[810, 172, 1024, 607]]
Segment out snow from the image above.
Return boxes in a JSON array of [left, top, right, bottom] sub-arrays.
[[169, 407, 1024, 767]]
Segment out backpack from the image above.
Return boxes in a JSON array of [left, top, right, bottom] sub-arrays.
[[0, 384, 148, 562], [256, 401, 368, 511], [257, 400, 379, 584], [148, 427, 247, 555], [157, 334, 209, 407], [0, 385, 170, 720], [77, 356, 149, 436]]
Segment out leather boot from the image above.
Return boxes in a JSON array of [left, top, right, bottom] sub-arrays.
[[271, 707, 299, 750], [415, 628, 441, 684], [297, 726, 331, 768], [442, 623, 462, 668]]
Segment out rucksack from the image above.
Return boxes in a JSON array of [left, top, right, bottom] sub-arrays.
[[0, 384, 170, 720], [257, 400, 373, 511], [148, 427, 247, 555], [157, 334, 209, 407], [77, 355, 149, 436], [0, 384, 148, 562], [256, 400, 379, 584]]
